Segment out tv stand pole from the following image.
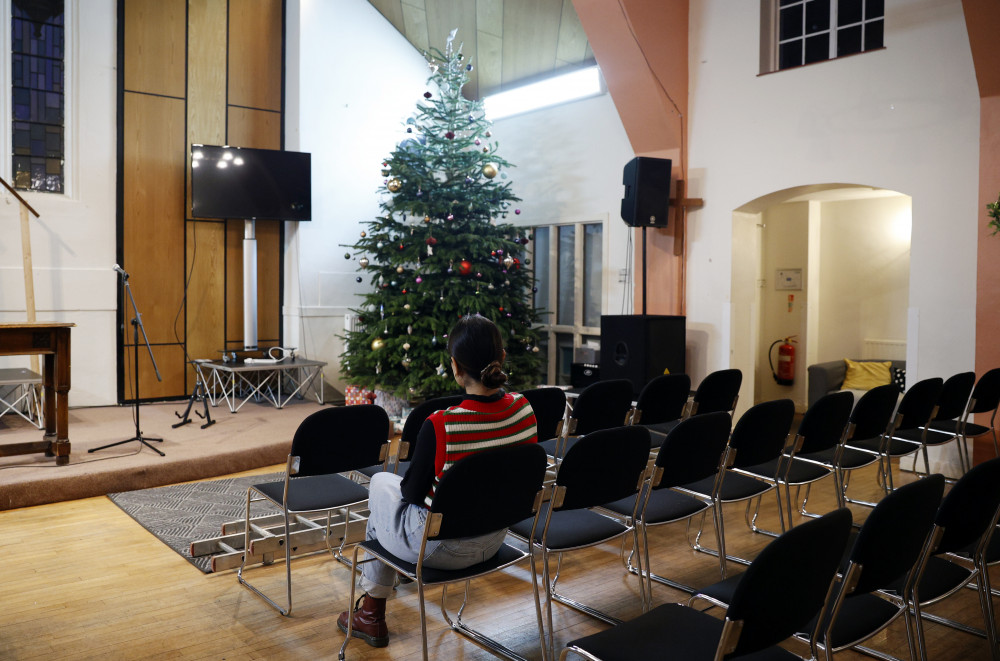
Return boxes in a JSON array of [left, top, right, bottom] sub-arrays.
[[244, 219, 258, 350]]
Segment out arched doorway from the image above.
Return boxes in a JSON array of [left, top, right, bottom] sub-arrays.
[[731, 184, 911, 413]]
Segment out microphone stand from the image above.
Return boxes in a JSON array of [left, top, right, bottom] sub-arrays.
[[90, 267, 165, 455]]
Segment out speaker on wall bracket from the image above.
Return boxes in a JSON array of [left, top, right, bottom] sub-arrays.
[[621, 156, 672, 228]]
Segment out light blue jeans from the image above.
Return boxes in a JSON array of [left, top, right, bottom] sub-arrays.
[[360, 472, 508, 599]]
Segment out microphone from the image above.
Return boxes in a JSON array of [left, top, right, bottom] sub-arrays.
[[113, 264, 130, 279]]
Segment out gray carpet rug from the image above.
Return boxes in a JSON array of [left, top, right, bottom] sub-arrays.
[[107, 473, 283, 573]]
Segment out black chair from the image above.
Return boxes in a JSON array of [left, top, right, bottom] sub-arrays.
[[519, 386, 569, 442], [840, 383, 905, 508], [339, 443, 549, 661], [651, 369, 742, 439], [899, 456, 1000, 658], [925, 367, 1000, 471], [627, 373, 691, 448], [509, 426, 652, 659], [538, 379, 634, 461], [800, 385, 900, 511], [238, 404, 390, 615], [687, 399, 796, 565], [851, 377, 943, 494], [602, 412, 733, 600], [809, 474, 944, 660], [559, 508, 853, 661], [909, 371, 975, 476], [356, 394, 464, 479]]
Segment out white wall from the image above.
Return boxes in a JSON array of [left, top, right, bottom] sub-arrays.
[[688, 0, 979, 394], [488, 93, 635, 320], [284, 0, 429, 394], [815, 196, 911, 363], [0, 0, 118, 406]]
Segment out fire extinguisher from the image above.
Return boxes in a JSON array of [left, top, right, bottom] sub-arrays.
[[769, 336, 797, 386]]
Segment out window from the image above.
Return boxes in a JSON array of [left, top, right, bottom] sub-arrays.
[[531, 221, 603, 385], [10, 0, 64, 193], [762, 0, 884, 73]]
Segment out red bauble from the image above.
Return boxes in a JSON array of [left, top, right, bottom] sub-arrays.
[[445, 131, 455, 140], [426, 236, 438, 246], [458, 260, 473, 276]]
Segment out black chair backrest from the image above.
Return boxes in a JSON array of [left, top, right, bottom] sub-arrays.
[[692, 368, 742, 415], [572, 379, 635, 435], [848, 384, 900, 442], [796, 391, 853, 455], [430, 442, 548, 540], [726, 508, 853, 657], [849, 474, 944, 594], [934, 456, 1000, 554], [729, 399, 795, 468], [655, 411, 732, 489], [518, 387, 567, 440], [895, 377, 943, 432], [290, 405, 390, 476], [933, 371, 975, 422], [554, 425, 651, 510], [634, 373, 691, 425], [398, 395, 465, 461], [970, 368, 1000, 415]]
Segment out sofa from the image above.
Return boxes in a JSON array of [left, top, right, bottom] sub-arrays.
[[807, 359, 906, 408]]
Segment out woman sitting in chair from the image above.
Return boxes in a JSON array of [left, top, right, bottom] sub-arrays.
[[338, 314, 538, 647]]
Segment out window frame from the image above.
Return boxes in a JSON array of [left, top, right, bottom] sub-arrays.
[[3, 0, 73, 197], [531, 219, 604, 385], [760, 0, 884, 74]]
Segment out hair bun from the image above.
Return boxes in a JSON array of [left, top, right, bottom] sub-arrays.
[[479, 360, 508, 388]]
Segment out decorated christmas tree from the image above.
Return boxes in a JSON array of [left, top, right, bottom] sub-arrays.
[[340, 32, 544, 400]]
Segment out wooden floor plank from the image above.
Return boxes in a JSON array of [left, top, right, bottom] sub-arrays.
[[0, 460, 996, 659]]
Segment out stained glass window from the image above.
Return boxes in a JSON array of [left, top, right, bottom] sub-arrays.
[[11, 0, 64, 193]]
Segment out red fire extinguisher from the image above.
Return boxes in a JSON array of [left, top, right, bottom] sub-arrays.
[[769, 336, 797, 386]]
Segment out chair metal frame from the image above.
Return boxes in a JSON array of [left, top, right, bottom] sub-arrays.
[[338, 443, 549, 661], [512, 426, 652, 660], [237, 404, 390, 616], [560, 509, 854, 661], [907, 371, 975, 477]]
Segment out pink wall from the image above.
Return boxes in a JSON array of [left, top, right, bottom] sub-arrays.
[[573, 0, 689, 315]]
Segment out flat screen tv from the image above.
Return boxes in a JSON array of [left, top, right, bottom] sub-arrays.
[[190, 145, 311, 221]]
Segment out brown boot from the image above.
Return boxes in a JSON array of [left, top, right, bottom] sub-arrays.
[[337, 594, 389, 648]]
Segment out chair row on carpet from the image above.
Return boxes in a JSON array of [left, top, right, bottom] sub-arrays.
[[235, 366, 1000, 660]]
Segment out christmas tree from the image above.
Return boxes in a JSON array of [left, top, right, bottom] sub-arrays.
[[340, 31, 544, 400]]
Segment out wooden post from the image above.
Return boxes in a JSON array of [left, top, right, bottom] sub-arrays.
[[3, 176, 41, 375]]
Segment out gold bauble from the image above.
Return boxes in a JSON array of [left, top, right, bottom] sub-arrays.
[[371, 337, 385, 351], [387, 178, 402, 192], [482, 164, 498, 179], [396, 266, 404, 274]]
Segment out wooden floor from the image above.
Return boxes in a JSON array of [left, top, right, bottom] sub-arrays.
[[0, 461, 995, 660]]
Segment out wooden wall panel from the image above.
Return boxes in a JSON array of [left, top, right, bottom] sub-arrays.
[[188, 0, 228, 151], [185, 221, 226, 362], [122, 92, 186, 348], [228, 0, 283, 111], [255, 220, 282, 344], [227, 107, 282, 149], [125, 344, 188, 401], [123, 0, 186, 96]]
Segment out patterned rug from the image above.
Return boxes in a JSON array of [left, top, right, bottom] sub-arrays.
[[107, 473, 283, 573]]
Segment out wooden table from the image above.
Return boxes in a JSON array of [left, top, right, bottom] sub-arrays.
[[0, 322, 73, 464]]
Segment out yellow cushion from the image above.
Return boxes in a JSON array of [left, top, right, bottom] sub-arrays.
[[841, 359, 893, 390]]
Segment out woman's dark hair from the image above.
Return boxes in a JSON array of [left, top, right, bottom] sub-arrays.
[[448, 314, 508, 389]]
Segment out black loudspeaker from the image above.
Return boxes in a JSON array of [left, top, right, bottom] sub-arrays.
[[620, 157, 672, 227], [600, 315, 685, 395]]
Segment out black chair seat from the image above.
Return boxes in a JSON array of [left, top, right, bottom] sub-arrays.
[[358, 537, 527, 585], [799, 446, 880, 471], [254, 474, 370, 512], [565, 602, 801, 661], [892, 555, 974, 602], [643, 421, 677, 447], [356, 464, 383, 478], [848, 435, 920, 457], [538, 435, 581, 457], [821, 593, 905, 649], [744, 457, 829, 485], [928, 419, 990, 437], [511, 503, 628, 550], [715, 471, 774, 502]]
